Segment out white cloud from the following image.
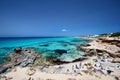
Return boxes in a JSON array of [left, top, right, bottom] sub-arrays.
[[61, 29, 69, 32]]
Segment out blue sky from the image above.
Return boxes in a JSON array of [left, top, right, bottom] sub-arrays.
[[0, 0, 120, 37]]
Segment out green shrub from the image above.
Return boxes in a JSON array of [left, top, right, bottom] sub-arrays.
[[110, 32, 120, 37], [99, 33, 108, 37]]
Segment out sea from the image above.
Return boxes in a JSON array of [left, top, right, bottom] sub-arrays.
[[0, 36, 90, 64]]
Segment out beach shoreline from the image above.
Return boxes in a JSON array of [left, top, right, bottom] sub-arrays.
[[0, 36, 120, 80]]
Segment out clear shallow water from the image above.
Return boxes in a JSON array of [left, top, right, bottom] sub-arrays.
[[0, 37, 89, 63]]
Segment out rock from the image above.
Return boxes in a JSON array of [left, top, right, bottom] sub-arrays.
[[0, 76, 7, 80], [109, 53, 120, 58], [27, 67, 36, 76], [116, 43, 120, 47], [46, 79, 55, 80], [72, 57, 88, 62], [12, 67, 17, 72], [97, 53, 103, 56], [39, 43, 49, 47], [112, 58, 120, 63], [14, 47, 22, 53], [116, 53, 120, 58], [53, 59, 70, 65], [54, 49, 67, 55], [101, 39, 120, 47], [67, 78, 76, 80], [76, 46, 86, 52], [80, 43, 91, 47], [20, 54, 36, 67], [0, 67, 8, 74]]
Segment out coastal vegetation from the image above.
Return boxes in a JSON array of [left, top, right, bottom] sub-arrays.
[[99, 32, 120, 37], [110, 32, 120, 37]]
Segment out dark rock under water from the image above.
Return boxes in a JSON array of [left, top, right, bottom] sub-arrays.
[[54, 49, 67, 55], [39, 43, 50, 47]]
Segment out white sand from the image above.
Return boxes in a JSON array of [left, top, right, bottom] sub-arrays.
[[2, 66, 115, 80]]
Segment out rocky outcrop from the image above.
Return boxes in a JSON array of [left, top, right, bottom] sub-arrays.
[[100, 39, 120, 47], [80, 43, 91, 47], [116, 43, 120, 47], [109, 53, 120, 58], [20, 54, 36, 67], [72, 57, 88, 62], [14, 47, 22, 53], [0, 66, 8, 74], [53, 59, 70, 65], [0, 47, 37, 74]]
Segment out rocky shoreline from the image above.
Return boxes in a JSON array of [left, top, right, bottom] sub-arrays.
[[0, 47, 38, 74], [0, 36, 120, 80]]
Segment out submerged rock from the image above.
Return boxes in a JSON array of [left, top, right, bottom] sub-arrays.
[[54, 49, 67, 55], [39, 43, 49, 47]]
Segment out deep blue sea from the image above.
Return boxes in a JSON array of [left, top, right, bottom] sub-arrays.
[[0, 37, 89, 63]]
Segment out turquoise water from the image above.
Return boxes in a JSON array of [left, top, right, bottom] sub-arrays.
[[0, 37, 89, 63]]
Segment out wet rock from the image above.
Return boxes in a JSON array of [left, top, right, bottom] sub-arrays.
[[72, 57, 88, 62], [80, 43, 91, 47], [14, 47, 22, 53], [53, 59, 70, 65], [76, 46, 86, 52], [54, 49, 67, 55]]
